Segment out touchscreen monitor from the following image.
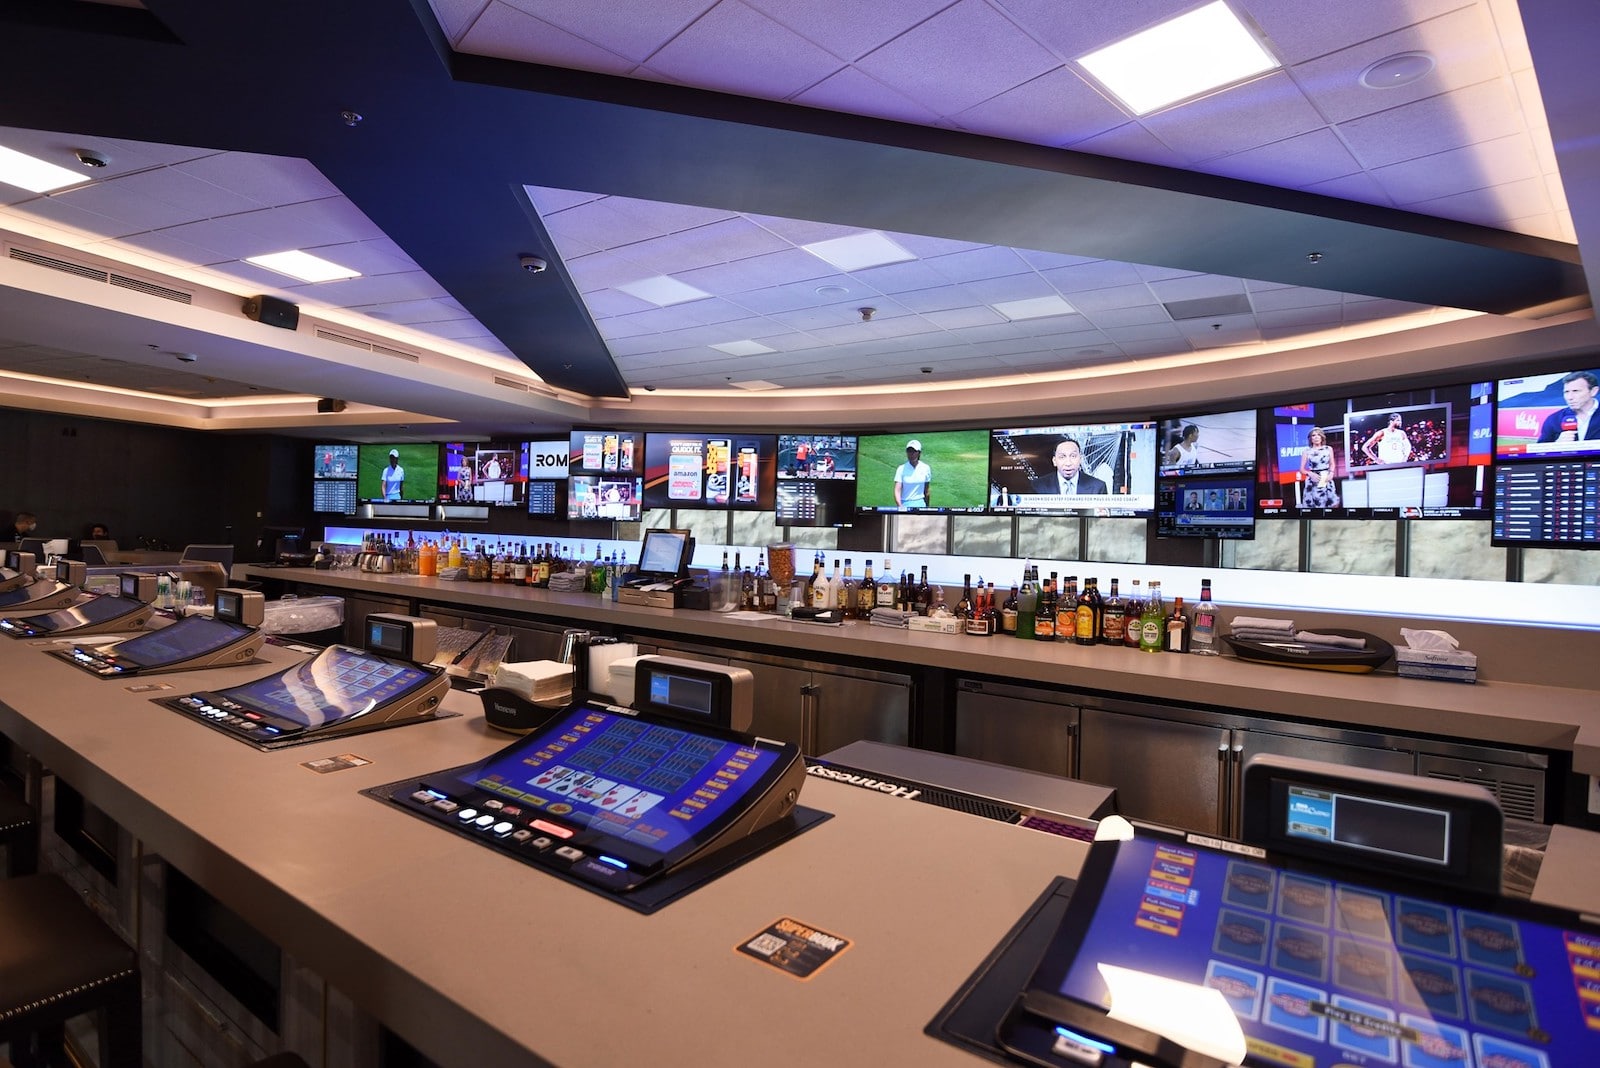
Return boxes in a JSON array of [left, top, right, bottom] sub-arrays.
[[636, 529, 692, 578], [2, 594, 141, 634], [100, 616, 255, 668], [208, 645, 435, 730], [1018, 829, 1600, 1068], [445, 706, 784, 859]]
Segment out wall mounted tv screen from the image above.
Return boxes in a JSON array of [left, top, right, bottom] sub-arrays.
[[989, 421, 1158, 515], [355, 443, 441, 505], [1156, 409, 1257, 477], [775, 433, 857, 526], [854, 430, 989, 513], [569, 429, 641, 476], [440, 441, 527, 506], [640, 433, 776, 510], [1493, 367, 1600, 461], [1257, 381, 1492, 519]]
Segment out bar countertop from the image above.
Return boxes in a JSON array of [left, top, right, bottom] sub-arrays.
[[241, 565, 1600, 775]]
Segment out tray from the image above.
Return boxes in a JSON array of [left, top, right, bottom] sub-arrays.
[[1221, 628, 1394, 673]]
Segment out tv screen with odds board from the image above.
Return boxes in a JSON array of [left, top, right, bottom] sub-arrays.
[[776, 433, 857, 526], [989, 420, 1158, 514], [1258, 381, 1492, 519], [1493, 367, 1600, 460], [854, 430, 990, 513], [356, 443, 441, 505]]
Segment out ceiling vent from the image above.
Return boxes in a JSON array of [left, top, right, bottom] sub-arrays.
[[9, 245, 192, 304], [494, 375, 531, 392], [1161, 293, 1252, 321], [312, 326, 419, 362]]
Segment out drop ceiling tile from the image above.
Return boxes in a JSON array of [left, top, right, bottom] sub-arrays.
[[1040, 261, 1150, 294], [1063, 120, 1198, 169], [1343, 297, 1432, 321], [583, 288, 657, 318], [1102, 322, 1185, 343], [226, 198, 387, 248], [608, 217, 793, 277], [745, 330, 830, 352], [525, 186, 606, 216], [1370, 132, 1539, 204], [855, 0, 1061, 116], [5, 195, 120, 233], [97, 229, 228, 267], [950, 321, 1027, 344], [745, 0, 955, 62], [1016, 249, 1098, 271], [499, 0, 714, 64], [725, 277, 855, 314], [1288, 5, 1505, 125], [954, 67, 1127, 148], [892, 232, 986, 259], [565, 250, 658, 294], [1142, 72, 1325, 162], [809, 316, 939, 345], [1245, 0, 1473, 66], [1255, 305, 1344, 330], [680, 248, 839, 293], [1302, 170, 1393, 207], [458, 2, 637, 73], [923, 306, 1008, 330], [427, 0, 491, 44], [1249, 285, 1345, 310], [360, 297, 475, 325], [1179, 314, 1260, 343], [304, 271, 450, 304], [924, 245, 1031, 283], [300, 239, 419, 278], [1118, 337, 1192, 358], [1400, 175, 1554, 230], [845, 258, 954, 295], [1202, 127, 1362, 188], [70, 135, 218, 170], [1061, 283, 1159, 313], [172, 152, 341, 207], [47, 183, 203, 233], [544, 198, 671, 250], [1339, 79, 1522, 169], [640, 2, 845, 99], [601, 195, 740, 239], [745, 214, 864, 246], [1079, 304, 1173, 329], [964, 272, 1060, 305], [1146, 274, 1246, 302], [890, 284, 984, 314], [793, 66, 947, 126]]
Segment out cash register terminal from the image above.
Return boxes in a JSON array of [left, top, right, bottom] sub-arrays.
[[367, 658, 809, 910], [0, 571, 155, 638], [616, 528, 700, 608], [154, 614, 450, 747], [51, 588, 267, 677]]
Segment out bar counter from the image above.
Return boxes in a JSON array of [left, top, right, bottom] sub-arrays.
[[240, 566, 1600, 776], [0, 628, 1082, 1068]]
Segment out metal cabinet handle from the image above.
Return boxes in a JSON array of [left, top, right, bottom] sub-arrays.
[[1216, 741, 1230, 835]]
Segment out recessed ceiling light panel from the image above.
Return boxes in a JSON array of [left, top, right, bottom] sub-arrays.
[[1077, 1, 1280, 116], [616, 274, 712, 306], [0, 144, 92, 193], [246, 250, 361, 283], [994, 295, 1076, 321], [801, 232, 914, 272], [710, 339, 776, 356]]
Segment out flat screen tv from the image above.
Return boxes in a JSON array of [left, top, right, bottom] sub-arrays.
[[356, 443, 441, 505], [1257, 381, 1493, 519], [568, 475, 641, 521], [1493, 367, 1600, 461], [854, 429, 990, 513], [1157, 409, 1257, 477], [1157, 476, 1256, 540], [640, 433, 777, 510], [569, 429, 641, 476], [1491, 458, 1600, 548], [313, 444, 358, 479], [989, 421, 1158, 514], [441, 441, 528, 506], [775, 433, 857, 526]]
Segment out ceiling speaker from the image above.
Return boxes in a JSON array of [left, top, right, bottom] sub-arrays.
[[243, 294, 300, 330]]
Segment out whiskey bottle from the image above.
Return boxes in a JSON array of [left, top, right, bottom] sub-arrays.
[[1165, 596, 1191, 653]]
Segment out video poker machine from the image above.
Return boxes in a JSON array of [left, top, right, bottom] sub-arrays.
[[0, 571, 156, 639], [154, 614, 451, 748], [366, 657, 814, 911], [932, 757, 1599, 1068], [51, 588, 267, 678]]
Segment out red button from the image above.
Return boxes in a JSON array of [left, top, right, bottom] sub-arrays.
[[530, 819, 573, 839]]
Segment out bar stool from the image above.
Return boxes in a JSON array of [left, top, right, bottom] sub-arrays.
[[0, 874, 141, 1068], [0, 789, 37, 876]]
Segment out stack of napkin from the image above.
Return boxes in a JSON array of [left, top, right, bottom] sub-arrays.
[[1292, 631, 1367, 649], [492, 660, 573, 705], [546, 570, 587, 591], [1228, 616, 1297, 641], [869, 607, 913, 629]]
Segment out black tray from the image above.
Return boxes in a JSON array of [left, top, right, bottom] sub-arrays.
[[1222, 627, 1394, 673]]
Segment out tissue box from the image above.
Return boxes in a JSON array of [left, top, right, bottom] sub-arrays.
[[1395, 647, 1477, 683], [907, 615, 961, 634]]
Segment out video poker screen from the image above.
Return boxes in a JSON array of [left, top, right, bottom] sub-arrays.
[[100, 616, 255, 667], [1028, 832, 1599, 1068], [458, 707, 782, 856], [209, 645, 434, 730]]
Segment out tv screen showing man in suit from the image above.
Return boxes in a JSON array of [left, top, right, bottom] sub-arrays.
[[989, 421, 1157, 514]]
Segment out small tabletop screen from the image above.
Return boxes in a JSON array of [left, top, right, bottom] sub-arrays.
[[12, 594, 140, 633], [210, 645, 434, 730], [100, 616, 255, 668], [454, 706, 781, 856], [1029, 831, 1599, 1068]]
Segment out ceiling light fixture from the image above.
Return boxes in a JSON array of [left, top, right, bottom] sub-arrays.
[[245, 250, 361, 283], [616, 274, 711, 306], [710, 340, 776, 356], [1077, 0, 1280, 116], [0, 144, 93, 193], [1359, 52, 1435, 90], [993, 295, 1075, 321], [801, 232, 914, 272]]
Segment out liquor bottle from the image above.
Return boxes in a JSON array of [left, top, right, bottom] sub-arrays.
[[1089, 578, 1105, 642], [1138, 581, 1164, 653], [1073, 576, 1096, 646], [838, 559, 855, 618], [1191, 579, 1220, 656], [1001, 585, 1019, 635], [1123, 579, 1144, 649], [965, 579, 990, 636], [860, 559, 876, 618], [1102, 578, 1125, 646], [490, 543, 508, 583], [535, 543, 551, 587], [1016, 567, 1037, 640], [1034, 575, 1056, 641], [738, 552, 753, 610], [1165, 596, 1191, 653], [809, 553, 825, 606], [877, 559, 896, 609], [811, 557, 832, 609], [511, 542, 528, 585], [985, 582, 1000, 635], [447, 537, 462, 570], [956, 574, 973, 622], [916, 566, 933, 616]]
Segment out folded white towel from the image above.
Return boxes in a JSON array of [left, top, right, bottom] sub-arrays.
[[1293, 631, 1367, 650], [1230, 629, 1301, 641], [1230, 615, 1295, 632]]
